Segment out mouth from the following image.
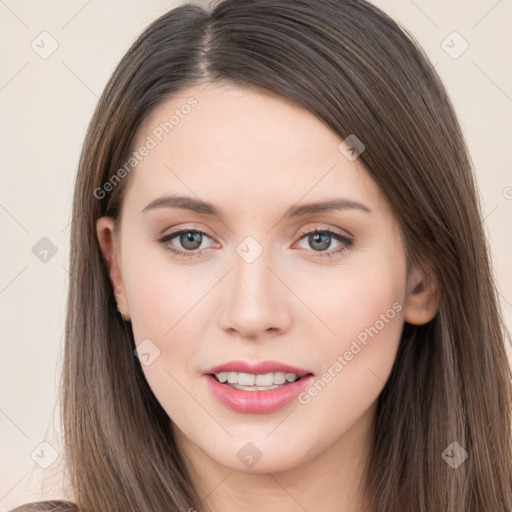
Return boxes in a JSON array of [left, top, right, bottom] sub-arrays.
[[202, 360, 314, 392], [203, 370, 316, 413], [208, 371, 313, 391]]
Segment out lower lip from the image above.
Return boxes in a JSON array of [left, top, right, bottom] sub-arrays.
[[204, 374, 315, 414]]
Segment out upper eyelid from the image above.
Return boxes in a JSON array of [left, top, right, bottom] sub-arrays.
[[159, 225, 353, 246], [296, 225, 353, 240]]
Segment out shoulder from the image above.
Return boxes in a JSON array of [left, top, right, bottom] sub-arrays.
[[8, 501, 79, 512]]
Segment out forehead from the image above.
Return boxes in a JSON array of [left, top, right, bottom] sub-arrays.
[[125, 83, 386, 216]]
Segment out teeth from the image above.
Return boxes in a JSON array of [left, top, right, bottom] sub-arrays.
[[215, 371, 299, 386]]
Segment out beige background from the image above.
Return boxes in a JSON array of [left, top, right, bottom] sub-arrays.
[[1, 0, 511, 508]]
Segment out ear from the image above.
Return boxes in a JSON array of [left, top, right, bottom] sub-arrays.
[[96, 216, 131, 321], [403, 265, 441, 325]]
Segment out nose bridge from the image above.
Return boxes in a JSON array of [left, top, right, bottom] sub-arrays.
[[231, 236, 276, 307], [219, 235, 290, 336]]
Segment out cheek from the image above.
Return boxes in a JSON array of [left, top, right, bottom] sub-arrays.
[[297, 237, 406, 344], [124, 261, 205, 423], [319, 266, 404, 342], [121, 235, 211, 343], [120, 244, 213, 413], [293, 247, 406, 434]]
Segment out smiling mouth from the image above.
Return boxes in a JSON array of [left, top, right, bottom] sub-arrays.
[[209, 372, 309, 391]]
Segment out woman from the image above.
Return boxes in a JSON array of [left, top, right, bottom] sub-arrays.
[[11, 0, 512, 510]]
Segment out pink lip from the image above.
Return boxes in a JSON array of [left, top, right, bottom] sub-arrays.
[[202, 360, 315, 414], [204, 374, 315, 414], [203, 360, 312, 377]]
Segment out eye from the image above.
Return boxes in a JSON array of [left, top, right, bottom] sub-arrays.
[[156, 228, 216, 259], [293, 228, 353, 258], [155, 226, 353, 259]]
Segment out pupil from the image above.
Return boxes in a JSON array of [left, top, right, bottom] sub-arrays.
[[310, 232, 330, 251], [181, 231, 202, 250]]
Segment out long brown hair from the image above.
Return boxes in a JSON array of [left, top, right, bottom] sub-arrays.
[[12, 0, 512, 510]]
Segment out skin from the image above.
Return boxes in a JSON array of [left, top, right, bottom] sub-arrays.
[[97, 82, 440, 512]]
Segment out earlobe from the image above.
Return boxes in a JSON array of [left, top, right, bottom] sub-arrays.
[[96, 216, 131, 321], [403, 266, 441, 325]]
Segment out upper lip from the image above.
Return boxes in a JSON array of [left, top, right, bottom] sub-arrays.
[[203, 360, 314, 377]]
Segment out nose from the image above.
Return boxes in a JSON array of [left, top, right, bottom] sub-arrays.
[[218, 246, 292, 339]]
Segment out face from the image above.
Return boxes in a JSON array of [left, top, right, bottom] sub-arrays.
[[97, 82, 438, 479]]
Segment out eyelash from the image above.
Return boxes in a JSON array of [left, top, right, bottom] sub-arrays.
[[155, 226, 353, 260]]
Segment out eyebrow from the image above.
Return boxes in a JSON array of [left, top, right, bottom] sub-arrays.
[[141, 194, 372, 218]]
